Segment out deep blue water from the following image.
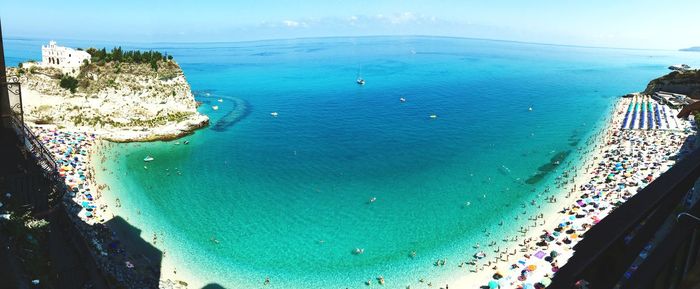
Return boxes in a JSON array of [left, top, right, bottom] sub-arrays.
[[6, 36, 700, 288]]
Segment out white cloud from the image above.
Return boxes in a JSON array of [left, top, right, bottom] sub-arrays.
[[283, 20, 300, 27], [386, 12, 418, 25]]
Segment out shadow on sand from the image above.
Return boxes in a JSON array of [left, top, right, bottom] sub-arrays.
[[103, 216, 163, 286], [104, 216, 230, 288]]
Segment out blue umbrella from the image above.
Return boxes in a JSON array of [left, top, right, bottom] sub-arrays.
[[488, 280, 499, 289]]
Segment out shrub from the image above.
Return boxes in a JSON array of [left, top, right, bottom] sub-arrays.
[[59, 75, 79, 93]]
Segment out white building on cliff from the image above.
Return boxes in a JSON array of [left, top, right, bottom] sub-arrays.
[[40, 41, 91, 73]]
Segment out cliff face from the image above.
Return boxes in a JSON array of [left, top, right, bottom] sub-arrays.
[[9, 59, 209, 141], [644, 70, 700, 98]]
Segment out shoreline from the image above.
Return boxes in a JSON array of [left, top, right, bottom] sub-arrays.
[[450, 95, 695, 288], [443, 98, 625, 288], [30, 125, 199, 288], [27, 93, 695, 289], [90, 141, 204, 288]]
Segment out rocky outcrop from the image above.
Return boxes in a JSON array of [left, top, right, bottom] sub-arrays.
[[644, 70, 700, 98], [8, 59, 209, 142]]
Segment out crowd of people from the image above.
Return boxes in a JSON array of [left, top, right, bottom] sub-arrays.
[[478, 97, 696, 289]]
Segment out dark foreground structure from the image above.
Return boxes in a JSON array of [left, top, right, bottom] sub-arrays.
[[547, 143, 700, 289]]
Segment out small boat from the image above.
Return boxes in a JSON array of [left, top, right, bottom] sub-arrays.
[[144, 156, 154, 162], [528, 106, 533, 111], [353, 248, 365, 255], [474, 251, 486, 259], [356, 78, 365, 85], [270, 112, 279, 117], [212, 105, 219, 110], [368, 197, 377, 204], [400, 97, 406, 102], [217, 98, 223, 103], [184, 140, 190, 145], [429, 114, 438, 119]]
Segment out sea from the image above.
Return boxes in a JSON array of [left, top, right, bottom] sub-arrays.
[[5, 36, 700, 288]]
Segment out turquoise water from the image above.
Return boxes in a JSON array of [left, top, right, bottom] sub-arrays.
[[6, 36, 700, 288]]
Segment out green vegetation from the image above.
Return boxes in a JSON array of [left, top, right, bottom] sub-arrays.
[[85, 47, 169, 71], [0, 204, 51, 285], [70, 111, 193, 127], [59, 75, 79, 93]]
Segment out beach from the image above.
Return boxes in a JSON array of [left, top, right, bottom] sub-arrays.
[[27, 93, 696, 289], [29, 126, 196, 288], [450, 96, 696, 289]]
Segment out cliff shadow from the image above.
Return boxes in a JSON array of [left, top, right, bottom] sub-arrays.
[[103, 216, 163, 286]]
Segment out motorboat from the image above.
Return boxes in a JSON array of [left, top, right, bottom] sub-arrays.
[[356, 78, 365, 85], [212, 105, 219, 110], [429, 114, 438, 119], [144, 156, 154, 162], [353, 248, 365, 255], [270, 112, 279, 117], [217, 98, 223, 103], [400, 97, 406, 102]]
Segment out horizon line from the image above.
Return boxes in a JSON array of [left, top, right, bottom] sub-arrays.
[[3, 33, 683, 52]]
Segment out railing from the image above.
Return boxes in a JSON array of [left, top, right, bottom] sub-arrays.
[[549, 146, 700, 289], [3, 77, 59, 177]]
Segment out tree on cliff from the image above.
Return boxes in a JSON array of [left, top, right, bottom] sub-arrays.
[[59, 75, 79, 93]]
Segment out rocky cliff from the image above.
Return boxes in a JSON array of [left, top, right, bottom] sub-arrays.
[[8, 58, 209, 142], [644, 70, 700, 98]]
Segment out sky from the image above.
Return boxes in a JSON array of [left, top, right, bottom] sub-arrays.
[[2, 0, 699, 49]]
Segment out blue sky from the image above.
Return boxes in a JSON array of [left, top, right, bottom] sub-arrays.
[[2, 0, 699, 49]]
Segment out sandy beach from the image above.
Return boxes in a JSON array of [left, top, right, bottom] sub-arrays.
[[29, 125, 197, 288], [444, 95, 696, 289], [23, 91, 696, 289]]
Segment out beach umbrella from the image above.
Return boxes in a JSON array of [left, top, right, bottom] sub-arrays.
[[540, 277, 552, 286], [523, 283, 535, 289], [488, 280, 499, 289], [527, 264, 537, 271]]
